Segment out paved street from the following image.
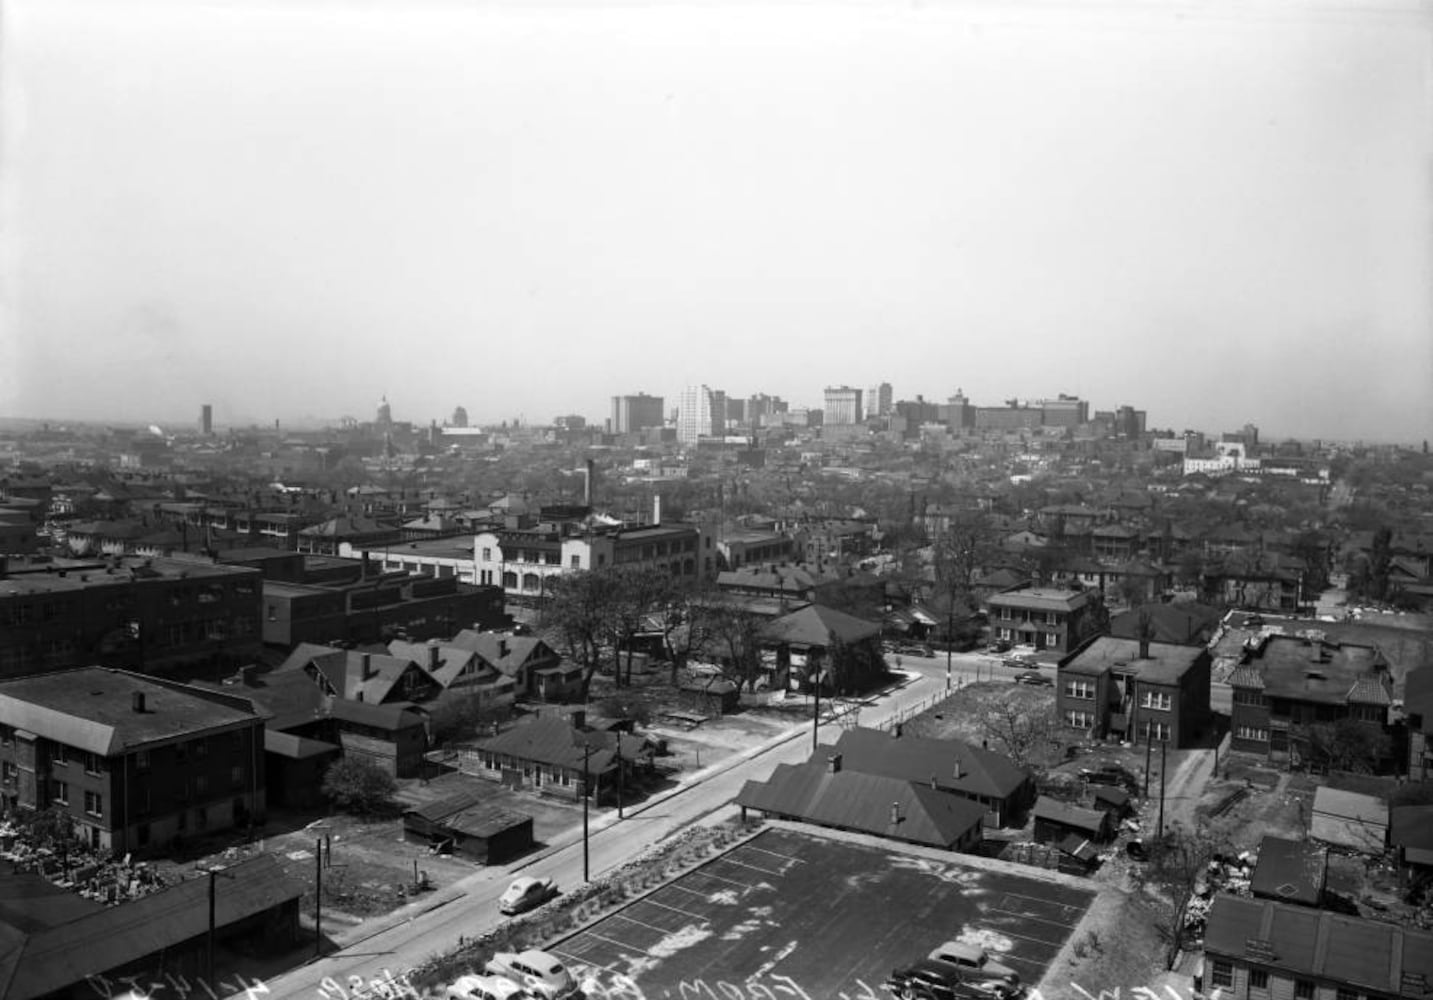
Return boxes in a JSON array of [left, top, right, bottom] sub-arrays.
[[260, 665, 957, 1000]]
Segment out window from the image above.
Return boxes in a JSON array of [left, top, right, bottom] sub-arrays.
[[84, 791, 103, 817], [231, 765, 244, 788], [196, 775, 209, 796], [1045, 612, 1058, 625], [1295, 982, 1314, 1000], [1147, 721, 1171, 742], [1141, 691, 1172, 711], [1249, 970, 1268, 991], [52, 743, 68, 766], [1065, 680, 1095, 700], [266, 604, 278, 622], [1236, 726, 1269, 741], [482, 547, 492, 561], [1, 761, 17, 785], [1210, 963, 1233, 989], [84, 752, 103, 775], [1048, 632, 1060, 646], [135, 750, 150, 773], [0, 725, 11, 747], [1064, 710, 1094, 729], [570, 555, 580, 569], [1336, 990, 1357, 1000], [52, 780, 69, 804]]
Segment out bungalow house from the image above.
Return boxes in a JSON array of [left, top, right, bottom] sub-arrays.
[[825, 727, 1035, 827], [274, 642, 438, 705], [448, 630, 582, 703], [758, 604, 886, 695], [387, 637, 517, 708], [455, 714, 619, 802], [735, 754, 986, 852]]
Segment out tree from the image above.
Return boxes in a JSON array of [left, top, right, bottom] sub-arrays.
[[322, 756, 399, 816], [705, 596, 767, 693], [1294, 717, 1391, 774], [605, 566, 675, 687], [1141, 821, 1235, 969], [542, 568, 619, 702], [22, 805, 75, 847], [655, 581, 720, 685], [978, 688, 1056, 769], [427, 692, 508, 747]]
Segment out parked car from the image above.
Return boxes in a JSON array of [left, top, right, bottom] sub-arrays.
[[927, 942, 1021, 994], [499, 876, 558, 916], [1082, 764, 1140, 795], [1002, 654, 1038, 669], [484, 950, 577, 1000], [1013, 670, 1051, 687], [884, 960, 975, 1000], [986, 640, 1011, 654], [446, 975, 531, 1000]]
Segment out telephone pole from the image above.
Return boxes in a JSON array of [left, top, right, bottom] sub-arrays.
[[1157, 740, 1168, 839]]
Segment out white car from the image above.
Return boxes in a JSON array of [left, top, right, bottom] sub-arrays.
[[927, 942, 1021, 994], [499, 876, 558, 916], [446, 975, 531, 1000], [484, 950, 577, 1000]]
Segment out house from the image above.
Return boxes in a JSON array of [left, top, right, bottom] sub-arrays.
[[274, 643, 438, 705], [1200, 894, 1433, 1000], [401, 788, 533, 864], [0, 854, 303, 1000], [448, 630, 582, 703], [1228, 634, 1394, 764], [1249, 835, 1326, 907], [456, 714, 619, 801], [677, 674, 740, 716], [0, 667, 266, 854], [758, 604, 886, 695], [387, 638, 516, 707], [1091, 785, 1132, 820], [1031, 796, 1113, 844], [1309, 787, 1387, 854], [1056, 636, 1211, 747], [825, 727, 1034, 827], [986, 587, 1099, 654], [735, 754, 986, 852], [262, 730, 340, 808], [1109, 603, 1222, 646], [296, 515, 401, 556]]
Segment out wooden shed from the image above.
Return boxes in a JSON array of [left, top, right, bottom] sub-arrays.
[[1032, 795, 1113, 845], [402, 789, 533, 864]]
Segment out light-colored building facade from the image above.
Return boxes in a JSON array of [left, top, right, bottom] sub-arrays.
[[824, 386, 864, 425], [678, 385, 725, 443]]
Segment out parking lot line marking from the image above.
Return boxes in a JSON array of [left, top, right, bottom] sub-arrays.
[[579, 929, 642, 953], [551, 948, 622, 975], [710, 856, 781, 877], [987, 905, 1083, 929], [665, 882, 709, 896], [992, 887, 1090, 914], [640, 897, 706, 920], [739, 844, 806, 864], [613, 911, 690, 934], [685, 869, 748, 887], [986, 925, 1074, 948]]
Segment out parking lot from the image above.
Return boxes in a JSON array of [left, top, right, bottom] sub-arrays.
[[549, 826, 1096, 999]]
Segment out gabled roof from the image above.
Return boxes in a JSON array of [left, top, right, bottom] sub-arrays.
[[1032, 796, 1108, 835], [448, 631, 560, 678], [387, 640, 494, 689], [830, 727, 1030, 799], [735, 761, 987, 848], [299, 515, 396, 538], [760, 604, 880, 648], [1250, 835, 1326, 905], [1204, 894, 1433, 994]]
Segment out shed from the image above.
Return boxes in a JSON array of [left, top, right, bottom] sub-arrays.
[[264, 730, 341, 809], [402, 790, 533, 864], [1250, 835, 1326, 907], [1032, 795, 1112, 844], [1091, 785, 1132, 819], [1310, 786, 1388, 854], [678, 675, 740, 716]]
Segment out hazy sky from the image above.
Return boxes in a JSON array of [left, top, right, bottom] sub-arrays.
[[2, 0, 1430, 442]]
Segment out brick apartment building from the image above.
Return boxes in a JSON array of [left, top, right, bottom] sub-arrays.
[[261, 571, 505, 646], [1056, 636, 1212, 746], [0, 667, 266, 853], [0, 555, 262, 680], [987, 586, 1100, 654], [1228, 634, 1394, 762]]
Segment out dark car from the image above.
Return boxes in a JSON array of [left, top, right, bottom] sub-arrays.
[[986, 640, 1011, 654], [885, 960, 978, 1000], [1082, 764, 1140, 795], [1013, 670, 1051, 686]]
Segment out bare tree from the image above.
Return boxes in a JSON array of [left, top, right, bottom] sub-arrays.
[[978, 689, 1056, 768], [1141, 820, 1235, 969], [705, 595, 767, 693], [542, 569, 617, 702]]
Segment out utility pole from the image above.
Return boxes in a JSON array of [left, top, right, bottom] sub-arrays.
[[1157, 740, 1168, 840], [582, 743, 591, 882], [1144, 723, 1154, 797], [946, 606, 954, 692], [315, 838, 323, 958], [616, 730, 624, 820], [812, 669, 821, 752], [207, 868, 216, 984]]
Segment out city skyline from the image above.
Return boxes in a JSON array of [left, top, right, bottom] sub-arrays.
[[2, 0, 1430, 443]]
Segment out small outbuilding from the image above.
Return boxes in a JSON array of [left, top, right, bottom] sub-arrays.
[[402, 789, 533, 864], [1310, 786, 1388, 854], [1091, 785, 1132, 820], [1032, 796, 1113, 845], [1250, 835, 1326, 907]]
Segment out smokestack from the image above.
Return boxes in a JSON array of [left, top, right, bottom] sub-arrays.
[[652, 492, 662, 525], [827, 754, 842, 773], [585, 459, 595, 506], [132, 692, 146, 713]]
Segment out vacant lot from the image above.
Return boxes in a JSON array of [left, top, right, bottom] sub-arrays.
[[547, 825, 1096, 999]]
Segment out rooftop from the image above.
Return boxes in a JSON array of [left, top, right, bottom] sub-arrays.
[[1061, 636, 1207, 684], [988, 587, 1096, 612], [0, 668, 260, 755], [1236, 635, 1392, 706]]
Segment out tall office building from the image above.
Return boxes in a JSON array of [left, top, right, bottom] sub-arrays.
[[677, 385, 723, 443], [863, 383, 892, 418], [611, 393, 666, 434], [824, 386, 864, 425], [199, 404, 212, 435], [451, 405, 469, 428]]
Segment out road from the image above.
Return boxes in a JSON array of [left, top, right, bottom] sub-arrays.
[[261, 662, 975, 1000]]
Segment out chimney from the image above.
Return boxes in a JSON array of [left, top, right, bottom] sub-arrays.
[[890, 802, 901, 825], [427, 638, 441, 668], [1138, 637, 1151, 659], [930, 774, 939, 790], [569, 709, 586, 731], [498, 638, 509, 659], [827, 753, 842, 773], [953, 755, 963, 780], [361, 653, 373, 680], [584, 459, 595, 506], [131, 692, 146, 713], [892, 722, 903, 739], [652, 492, 662, 526]]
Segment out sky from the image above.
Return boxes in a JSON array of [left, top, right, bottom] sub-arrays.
[[2, 0, 1430, 443]]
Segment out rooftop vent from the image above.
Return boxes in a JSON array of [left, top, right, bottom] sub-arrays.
[[131, 692, 146, 713]]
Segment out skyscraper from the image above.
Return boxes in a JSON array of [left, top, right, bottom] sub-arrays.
[[824, 386, 864, 425], [199, 404, 212, 435], [677, 385, 723, 443], [611, 393, 665, 434]]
